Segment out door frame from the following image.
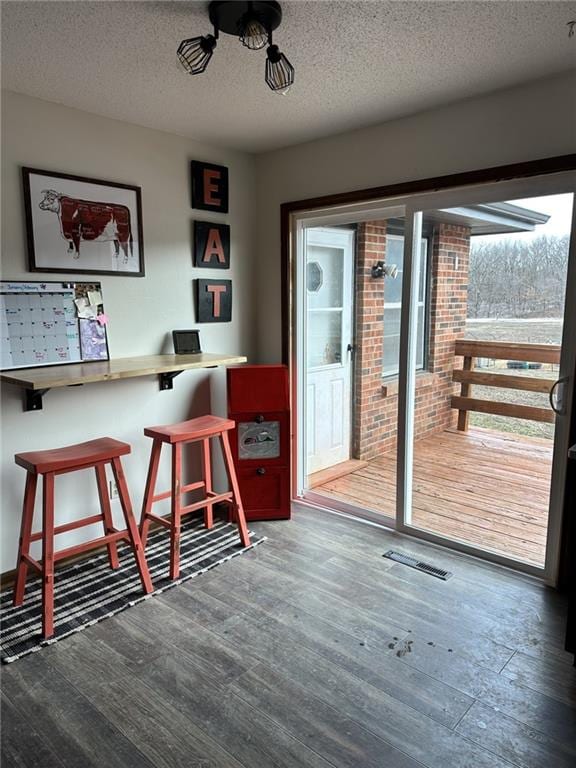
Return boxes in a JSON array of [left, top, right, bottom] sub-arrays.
[[293, 204, 406, 507], [283, 155, 576, 585]]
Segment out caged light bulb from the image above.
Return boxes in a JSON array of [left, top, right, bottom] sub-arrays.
[[265, 44, 294, 94], [177, 34, 217, 75], [240, 17, 269, 50]]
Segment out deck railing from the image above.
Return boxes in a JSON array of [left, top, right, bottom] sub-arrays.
[[451, 339, 561, 431]]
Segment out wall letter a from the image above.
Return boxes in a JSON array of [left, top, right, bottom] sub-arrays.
[[203, 229, 226, 263]]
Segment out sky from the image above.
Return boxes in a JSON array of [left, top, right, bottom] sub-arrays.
[[473, 193, 574, 245]]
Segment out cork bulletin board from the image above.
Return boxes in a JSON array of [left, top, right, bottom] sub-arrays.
[[0, 281, 109, 370]]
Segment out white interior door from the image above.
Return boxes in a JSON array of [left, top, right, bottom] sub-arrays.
[[305, 227, 354, 475]]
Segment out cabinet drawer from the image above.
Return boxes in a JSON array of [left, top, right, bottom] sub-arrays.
[[227, 365, 289, 413], [238, 466, 290, 520]]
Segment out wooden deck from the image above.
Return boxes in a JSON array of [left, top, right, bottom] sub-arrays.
[[314, 427, 552, 566]]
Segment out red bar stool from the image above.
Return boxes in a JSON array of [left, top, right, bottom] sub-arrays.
[[13, 438, 153, 639], [140, 415, 250, 580]]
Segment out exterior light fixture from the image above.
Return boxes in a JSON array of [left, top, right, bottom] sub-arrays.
[[177, 1, 294, 93], [371, 262, 399, 279]]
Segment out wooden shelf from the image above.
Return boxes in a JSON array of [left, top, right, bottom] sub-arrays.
[[1, 353, 247, 411]]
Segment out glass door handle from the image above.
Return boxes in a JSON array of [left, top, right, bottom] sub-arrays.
[[549, 377, 568, 415]]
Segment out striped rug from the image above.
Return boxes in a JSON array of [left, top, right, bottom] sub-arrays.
[[0, 518, 265, 663]]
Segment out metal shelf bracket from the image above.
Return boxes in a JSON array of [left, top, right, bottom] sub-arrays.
[[25, 388, 51, 412], [159, 371, 183, 391]]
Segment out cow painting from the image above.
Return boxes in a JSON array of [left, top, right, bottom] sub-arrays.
[[38, 190, 133, 263]]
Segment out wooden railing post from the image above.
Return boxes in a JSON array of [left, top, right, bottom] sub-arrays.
[[457, 355, 474, 431]]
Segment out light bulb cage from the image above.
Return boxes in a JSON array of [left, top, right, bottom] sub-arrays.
[[239, 14, 269, 50], [177, 34, 217, 75], [265, 44, 294, 93]]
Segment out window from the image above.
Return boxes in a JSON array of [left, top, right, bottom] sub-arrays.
[[382, 235, 429, 377]]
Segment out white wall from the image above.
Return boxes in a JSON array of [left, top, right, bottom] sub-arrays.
[[1, 91, 256, 570], [255, 70, 576, 362]]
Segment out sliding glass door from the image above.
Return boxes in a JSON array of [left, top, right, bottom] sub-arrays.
[[397, 181, 576, 581], [293, 171, 576, 582]]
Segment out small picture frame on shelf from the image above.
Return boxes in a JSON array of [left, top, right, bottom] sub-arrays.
[[172, 330, 201, 355]]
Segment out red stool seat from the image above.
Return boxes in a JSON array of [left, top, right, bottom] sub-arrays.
[[13, 437, 153, 639], [15, 437, 130, 475], [140, 414, 250, 580], [144, 415, 235, 443]]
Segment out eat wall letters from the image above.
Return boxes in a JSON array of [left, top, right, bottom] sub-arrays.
[[196, 279, 232, 323], [191, 161, 229, 214], [194, 221, 230, 269]]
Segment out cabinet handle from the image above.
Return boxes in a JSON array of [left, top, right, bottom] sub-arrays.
[[255, 414, 264, 423], [256, 467, 266, 476]]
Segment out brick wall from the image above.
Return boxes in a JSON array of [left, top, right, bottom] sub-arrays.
[[353, 221, 470, 460]]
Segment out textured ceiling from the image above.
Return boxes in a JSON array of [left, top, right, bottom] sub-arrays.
[[2, 1, 575, 153]]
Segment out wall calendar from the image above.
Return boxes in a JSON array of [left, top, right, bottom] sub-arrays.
[[0, 281, 109, 371]]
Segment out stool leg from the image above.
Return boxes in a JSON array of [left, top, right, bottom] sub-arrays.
[[220, 431, 250, 548], [170, 442, 183, 580], [95, 464, 119, 569], [201, 438, 214, 530], [140, 439, 162, 548], [42, 473, 55, 639], [13, 471, 38, 607], [111, 457, 153, 595]]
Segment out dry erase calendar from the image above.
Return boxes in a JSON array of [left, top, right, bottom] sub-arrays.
[[0, 281, 109, 370]]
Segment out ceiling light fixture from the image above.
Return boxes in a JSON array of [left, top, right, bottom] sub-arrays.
[[177, 1, 294, 94]]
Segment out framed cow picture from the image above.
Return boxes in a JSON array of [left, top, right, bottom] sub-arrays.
[[22, 167, 145, 277]]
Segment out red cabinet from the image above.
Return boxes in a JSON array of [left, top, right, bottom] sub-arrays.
[[227, 365, 290, 520]]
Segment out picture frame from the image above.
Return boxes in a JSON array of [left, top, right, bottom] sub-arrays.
[[172, 329, 201, 355], [22, 167, 145, 277]]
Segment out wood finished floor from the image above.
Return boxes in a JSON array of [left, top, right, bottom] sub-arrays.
[[315, 427, 552, 567], [2, 507, 575, 768]]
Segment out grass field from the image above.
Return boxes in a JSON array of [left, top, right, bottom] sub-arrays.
[[462, 318, 562, 440]]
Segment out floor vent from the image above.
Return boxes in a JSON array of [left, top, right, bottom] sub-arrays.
[[383, 550, 452, 580]]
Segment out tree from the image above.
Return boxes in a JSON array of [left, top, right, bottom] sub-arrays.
[[467, 235, 569, 318]]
